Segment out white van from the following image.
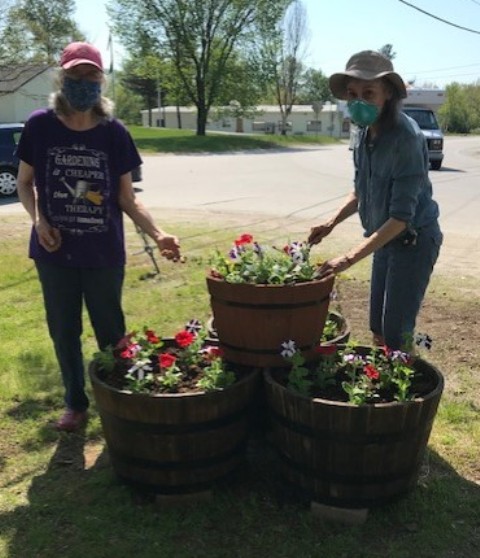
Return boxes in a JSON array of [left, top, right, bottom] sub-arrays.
[[402, 107, 444, 170]]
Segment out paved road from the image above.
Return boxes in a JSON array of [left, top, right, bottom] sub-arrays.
[[132, 135, 480, 236], [2, 135, 479, 277]]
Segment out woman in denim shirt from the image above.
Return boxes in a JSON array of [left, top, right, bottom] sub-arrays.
[[308, 50, 443, 350]]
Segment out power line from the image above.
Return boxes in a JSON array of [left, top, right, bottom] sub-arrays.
[[408, 62, 480, 74], [398, 0, 480, 35]]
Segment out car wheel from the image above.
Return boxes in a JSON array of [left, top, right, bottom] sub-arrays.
[[0, 167, 17, 196], [430, 160, 442, 171]]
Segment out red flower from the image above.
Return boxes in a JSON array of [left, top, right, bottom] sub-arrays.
[[315, 344, 337, 355], [119, 343, 140, 359], [175, 330, 195, 348], [234, 233, 253, 246], [116, 333, 136, 349], [204, 346, 224, 359], [159, 353, 177, 369], [145, 329, 159, 344], [364, 364, 380, 380]]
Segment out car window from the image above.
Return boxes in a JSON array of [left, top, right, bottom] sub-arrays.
[[0, 128, 22, 147], [403, 110, 439, 130], [0, 130, 10, 146]]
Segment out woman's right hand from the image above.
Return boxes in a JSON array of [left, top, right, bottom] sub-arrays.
[[35, 219, 62, 252], [308, 222, 334, 246]]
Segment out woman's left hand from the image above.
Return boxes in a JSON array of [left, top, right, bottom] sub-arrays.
[[317, 255, 352, 278], [156, 234, 182, 261]]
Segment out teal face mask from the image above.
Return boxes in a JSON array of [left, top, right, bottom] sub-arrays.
[[347, 100, 380, 127]]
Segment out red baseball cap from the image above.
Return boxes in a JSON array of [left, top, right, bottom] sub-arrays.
[[60, 42, 103, 71]]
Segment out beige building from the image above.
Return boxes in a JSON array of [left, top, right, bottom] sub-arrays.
[[0, 65, 54, 123], [141, 103, 351, 138]]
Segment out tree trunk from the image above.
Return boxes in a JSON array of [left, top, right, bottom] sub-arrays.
[[176, 103, 182, 129], [197, 105, 208, 136]]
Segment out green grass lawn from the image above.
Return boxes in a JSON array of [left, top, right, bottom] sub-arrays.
[[0, 214, 479, 558], [128, 126, 340, 154]]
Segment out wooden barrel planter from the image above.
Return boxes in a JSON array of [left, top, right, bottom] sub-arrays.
[[89, 362, 260, 494], [264, 356, 444, 508], [206, 275, 335, 367], [207, 309, 350, 347]]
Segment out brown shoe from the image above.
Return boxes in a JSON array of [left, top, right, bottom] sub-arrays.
[[55, 409, 88, 432]]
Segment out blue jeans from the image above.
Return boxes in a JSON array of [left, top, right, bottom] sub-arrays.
[[369, 223, 443, 349], [35, 262, 126, 412]]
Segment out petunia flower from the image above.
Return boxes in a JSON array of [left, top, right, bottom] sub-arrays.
[[281, 339, 297, 358], [185, 319, 202, 334], [415, 333, 433, 350], [202, 345, 224, 359], [128, 359, 153, 380], [159, 353, 177, 369], [364, 364, 380, 380], [145, 329, 160, 344], [175, 330, 195, 348], [234, 233, 253, 246], [120, 343, 141, 359]]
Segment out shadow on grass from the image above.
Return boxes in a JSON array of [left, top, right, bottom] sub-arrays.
[[2, 412, 480, 558], [134, 135, 334, 155]]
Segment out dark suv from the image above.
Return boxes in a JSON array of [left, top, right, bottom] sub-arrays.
[[0, 123, 23, 196]]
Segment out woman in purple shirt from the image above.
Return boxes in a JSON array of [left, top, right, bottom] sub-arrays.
[[16, 42, 181, 432], [308, 50, 442, 350]]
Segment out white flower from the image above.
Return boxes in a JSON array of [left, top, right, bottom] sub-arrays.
[[185, 319, 202, 334], [415, 333, 433, 350], [281, 340, 297, 358], [128, 359, 153, 380]]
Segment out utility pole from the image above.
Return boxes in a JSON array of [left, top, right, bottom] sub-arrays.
[[108, 30, 115, 106]]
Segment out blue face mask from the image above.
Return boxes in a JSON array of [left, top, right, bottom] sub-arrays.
[[62, 77, 101, 112], [347, 99, 380, 127]]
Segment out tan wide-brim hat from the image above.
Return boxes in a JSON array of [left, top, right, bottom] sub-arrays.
[[329, 50, 407, 100]]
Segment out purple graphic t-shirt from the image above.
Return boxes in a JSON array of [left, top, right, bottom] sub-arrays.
[[17, 109, 142, 267]]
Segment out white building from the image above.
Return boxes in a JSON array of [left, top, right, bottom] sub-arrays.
[[0, 65, 55, 123], [141, 103, 351, 138]]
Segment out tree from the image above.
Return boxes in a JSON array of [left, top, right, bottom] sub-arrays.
[[120, 55, 164, 127], [438, 82, 477, 133], [0, 0, 84, 65], [109, 0, 288, 136], [296, 68, 333, 105], [212, 54, 268, 132], [378, 44, 396, 60], [258, 0, 308, 134]]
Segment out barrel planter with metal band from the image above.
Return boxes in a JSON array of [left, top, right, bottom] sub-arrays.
[[207, 309, 350, 348], [206, 275, 335, 368], [89, 361, 260, 494], [264, 355, 444, 508]]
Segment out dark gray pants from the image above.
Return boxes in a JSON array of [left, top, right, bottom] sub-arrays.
[[35, 261, 125, 411]]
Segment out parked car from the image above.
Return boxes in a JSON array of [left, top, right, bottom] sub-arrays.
[[402, 107, 444, 170], [0, 123, 24, 197]]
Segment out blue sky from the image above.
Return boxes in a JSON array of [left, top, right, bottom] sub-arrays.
[[75, 0, 480, 88]]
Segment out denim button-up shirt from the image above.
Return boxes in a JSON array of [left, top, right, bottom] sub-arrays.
[[353, 112, 439, 236]]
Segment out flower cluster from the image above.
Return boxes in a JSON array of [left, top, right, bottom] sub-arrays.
[[281, 340, 423, 405], [93, 320, 235, 394], [209, 233, 321, 285]]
